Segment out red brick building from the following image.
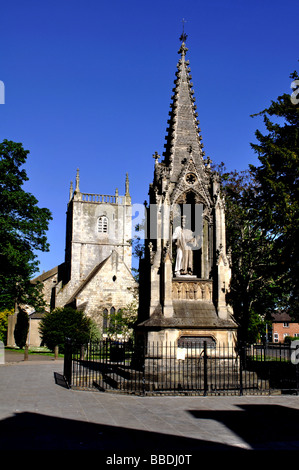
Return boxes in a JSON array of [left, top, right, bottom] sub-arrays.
[[272, 312, 299, 343]]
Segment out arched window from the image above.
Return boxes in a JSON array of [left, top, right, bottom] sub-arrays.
[[116, 308, 122, 333], [102, 308, 109, 333], [98, 216, 108, 233], [110, 307, 115, 325]]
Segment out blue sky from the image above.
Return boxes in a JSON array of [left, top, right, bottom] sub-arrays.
[[0, 0, 297, 275]]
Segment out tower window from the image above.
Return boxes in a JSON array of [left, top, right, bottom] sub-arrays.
[[98, 216, 108, 233]]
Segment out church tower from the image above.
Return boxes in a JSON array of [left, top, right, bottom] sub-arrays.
[[136, 34, 237, 346], [30, 170, 137, 335], [52, 169, 137, 326], [64, 169, 132, 285]]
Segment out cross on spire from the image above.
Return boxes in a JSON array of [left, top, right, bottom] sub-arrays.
[[179, 18, 188, 43]]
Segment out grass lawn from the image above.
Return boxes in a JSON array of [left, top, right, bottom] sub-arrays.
[[5, 346, 64, 358]]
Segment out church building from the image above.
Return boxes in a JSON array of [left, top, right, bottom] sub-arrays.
[[23, 170, 137, 345]]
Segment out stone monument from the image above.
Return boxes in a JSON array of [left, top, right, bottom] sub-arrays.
[[135, 34, 237, 347]]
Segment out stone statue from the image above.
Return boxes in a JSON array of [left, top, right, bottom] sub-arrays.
[[172, 216, 199, 276]]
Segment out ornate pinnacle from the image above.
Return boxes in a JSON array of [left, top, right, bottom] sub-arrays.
[[125, 172, 130, 196], [69, 180, 73, 202], [153, 151, 160, 165], [178, 43, 188, 57], [75, 168, 80, 192]]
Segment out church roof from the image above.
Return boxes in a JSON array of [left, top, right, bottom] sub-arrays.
[[32, 265, 58, 283], [65, 256, 110, 305], [65, 250, 137, 306]]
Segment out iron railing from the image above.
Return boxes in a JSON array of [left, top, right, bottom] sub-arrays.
[[63, 340, 299, 396]]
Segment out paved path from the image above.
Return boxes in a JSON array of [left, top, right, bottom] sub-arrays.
[[1, 351, 299, 458]]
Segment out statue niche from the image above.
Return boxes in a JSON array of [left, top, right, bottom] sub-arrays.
[[172, 191, 203, 278]]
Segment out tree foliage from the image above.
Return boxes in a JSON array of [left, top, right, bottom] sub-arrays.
[[217, 68, 299, 341], [0, 308, 14, 344], [14, 308, 29, 349], [105, 300, 138, 340], [38, 307, 98, 352], [0, 140, 52, 310], [216, 165, 278, 341], [250, 70, 299, 317]]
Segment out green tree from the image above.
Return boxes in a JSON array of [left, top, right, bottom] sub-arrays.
[[0, 140, 52, 310], [0, 308, 14, 344], [38, 307, 94, 352], [250, 69, 299, 317], [14, 308, 29, 348], [106, 300, 138, 340], [216, 68, 299, 341], [216, 165, 278, 342]]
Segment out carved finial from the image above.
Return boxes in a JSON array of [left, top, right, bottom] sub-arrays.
[[69, 181, 73, 202], [178, 19, 188, 57], [153, 151, 160, 165], [178, 41, 188, 57], [75, 168, 80, 192], [125, 173, 130, 196], [206, 156, 212, 170]]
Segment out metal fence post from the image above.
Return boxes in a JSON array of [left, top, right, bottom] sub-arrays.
[[141, 340, 146, 395], [239, 343, 244, 396], [203, 341, 208, 396], [63, 338, 72, 388]]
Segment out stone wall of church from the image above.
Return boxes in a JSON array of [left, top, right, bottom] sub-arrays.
[[74, 256, 137, 326]]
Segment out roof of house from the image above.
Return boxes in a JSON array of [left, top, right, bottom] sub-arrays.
[[271, 311, 293, 323]]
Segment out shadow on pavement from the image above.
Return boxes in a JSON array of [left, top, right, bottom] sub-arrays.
[[0, 410, 240, 453], [189, 404, 299, 450], [53, 372, 69, 389]]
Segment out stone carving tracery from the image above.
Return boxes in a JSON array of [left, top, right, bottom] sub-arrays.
[[172, 280, 212, 301]]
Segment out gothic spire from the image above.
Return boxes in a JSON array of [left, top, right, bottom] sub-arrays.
[[162, 33, 205, 181]]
